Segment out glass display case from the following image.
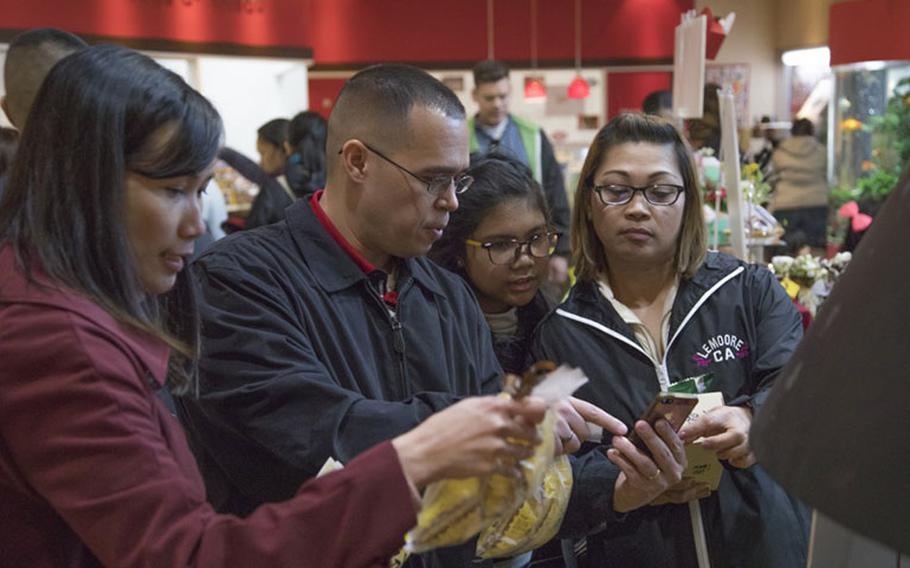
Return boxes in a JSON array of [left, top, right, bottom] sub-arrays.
[[831, 62, 910, 194]]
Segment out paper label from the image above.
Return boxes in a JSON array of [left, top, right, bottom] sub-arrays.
[[683, 391, 725, 490], [780, 277, 800, 299]]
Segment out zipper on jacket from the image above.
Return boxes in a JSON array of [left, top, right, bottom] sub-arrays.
[[366, 285, 410, 398], [557, 266, 745, 390], [390, 315, 410, 397]]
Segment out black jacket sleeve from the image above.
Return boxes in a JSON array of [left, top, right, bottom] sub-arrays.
[[539, 130, 571, 256], [530, 321, 628, 537], [180, 260, 466, 509], [728, 266, 803, 412]]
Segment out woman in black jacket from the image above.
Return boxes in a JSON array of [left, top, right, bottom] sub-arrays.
[[531, 113, 809, 567], [429, 154, 557, 374]]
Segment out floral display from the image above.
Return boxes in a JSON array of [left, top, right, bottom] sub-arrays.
[[769, 252, 852, 316]]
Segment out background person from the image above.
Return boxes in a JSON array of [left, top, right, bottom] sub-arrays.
[[768, 117, 829, 255], [0, 44, 547, 568], [469, 60, 571, 290], [284, 110, 327, 199], [1, 27, 87, 131], [246, 117, 296, 228], [642, 89, 673, 120], [532, 113, 810, 567]]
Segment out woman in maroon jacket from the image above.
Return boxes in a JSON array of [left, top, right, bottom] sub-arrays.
[[0, 44, 545, 568]]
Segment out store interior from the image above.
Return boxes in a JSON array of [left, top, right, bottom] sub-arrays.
[[0, 0, 908, 565]]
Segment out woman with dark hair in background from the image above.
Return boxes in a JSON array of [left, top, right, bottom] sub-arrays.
[[284, 110, 327, 199], [246, 117, 297, 228], [429, 153, 557, 374], [0, 44, 546, 567], [255, 117, 289, 177]]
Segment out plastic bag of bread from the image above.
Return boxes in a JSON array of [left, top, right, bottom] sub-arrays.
[[403, 362, 586, 558]]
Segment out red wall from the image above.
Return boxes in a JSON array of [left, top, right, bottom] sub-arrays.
[[607, 71, 672, 119], [0, 0, 315, 49], [0, 0, 692, 65], [310, 0, 691, 67], [309, 77, 347, 119], [829, 0, 910, 65]]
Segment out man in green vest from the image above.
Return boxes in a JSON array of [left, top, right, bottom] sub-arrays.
[[469, 60, 571, 287]]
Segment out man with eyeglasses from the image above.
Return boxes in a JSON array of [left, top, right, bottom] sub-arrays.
[[178, 64, 623, 568]]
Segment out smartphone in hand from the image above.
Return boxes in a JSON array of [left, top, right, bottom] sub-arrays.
[[627, 392, 698, 454]]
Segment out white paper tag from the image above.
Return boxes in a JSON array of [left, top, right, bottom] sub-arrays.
[[529, 365, 588, 405]]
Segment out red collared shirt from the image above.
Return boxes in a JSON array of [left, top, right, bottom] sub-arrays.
[[310, 190, 399, 307]]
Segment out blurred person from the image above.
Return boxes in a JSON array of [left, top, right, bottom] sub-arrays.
[[284, 110, 327, 199], [0, 44, 548, 568], [255, 117, 289, 176], [768, 118, 829, 255], [642, 89, 673, 120], [532, 113, 810, 567], [192, 178, 228, 257], [0, 127, 18, 197], [247, 118, 296, 228], [469, 60, 571, 289], [686, 83, 721, 154], [1, 27, 87, 131], [177, 64, 624, 568]]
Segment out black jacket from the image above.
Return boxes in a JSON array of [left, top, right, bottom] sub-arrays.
[[531, 252, 810, 568], [177, 199, 502, 567]]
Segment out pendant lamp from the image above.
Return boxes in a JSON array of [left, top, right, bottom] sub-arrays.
[[567, 0, 589, 99], [524, 0, 547, 99]]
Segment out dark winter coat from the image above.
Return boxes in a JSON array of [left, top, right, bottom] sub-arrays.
[[531, 252, 811, 568]]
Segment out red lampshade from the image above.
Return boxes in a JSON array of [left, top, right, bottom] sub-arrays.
[[524, 77, 547, 99], [567, 75, 590, 99]]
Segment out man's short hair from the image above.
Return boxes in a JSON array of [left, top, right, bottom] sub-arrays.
[[326, 63, 465, 157], [472, 60, 510, 87], [642, 90, 672, 116], [4, 28, 87, 128]]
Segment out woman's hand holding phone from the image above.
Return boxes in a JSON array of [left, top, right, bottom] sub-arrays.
[[606, 419, 687, 513], [679, 404, 756, 469]]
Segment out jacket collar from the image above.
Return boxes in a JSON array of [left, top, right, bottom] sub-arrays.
[[285, 198, 444, 297], [670, 252, 743, 330], [566, 252, 744, 341]]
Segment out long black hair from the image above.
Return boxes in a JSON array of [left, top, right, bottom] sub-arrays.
[[0, 44, 223, 394], [284, 111, 326, 198], [429, 152, 550, 278]]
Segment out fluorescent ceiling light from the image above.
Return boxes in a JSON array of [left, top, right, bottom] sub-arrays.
[[781, 47, 830, 67]]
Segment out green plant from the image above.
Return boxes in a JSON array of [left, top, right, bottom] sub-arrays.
[[869, 77, 910, 172], [855, 167, 899, 203]]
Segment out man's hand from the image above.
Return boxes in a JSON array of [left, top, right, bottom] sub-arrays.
[[679, 405, 756, 469], [553, 397, 627, 455]]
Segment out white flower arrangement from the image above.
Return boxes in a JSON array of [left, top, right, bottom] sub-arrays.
[[768, 252, 853, 317]]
